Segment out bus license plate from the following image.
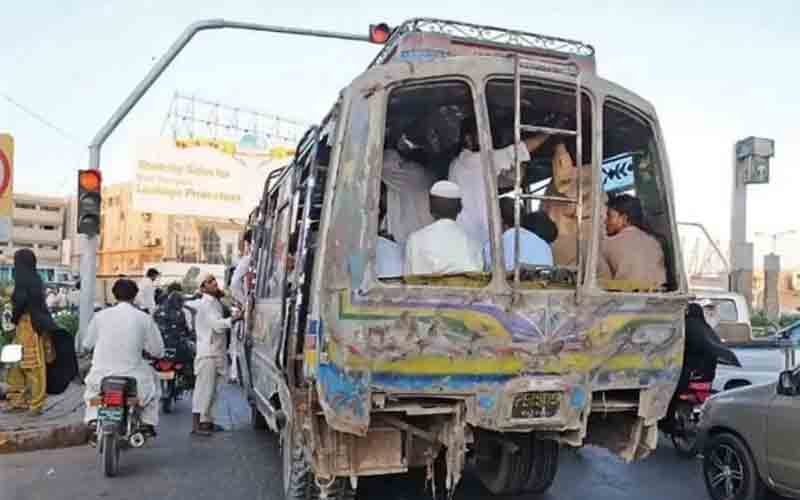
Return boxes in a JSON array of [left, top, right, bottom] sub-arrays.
[[98, 406, 124, 423]]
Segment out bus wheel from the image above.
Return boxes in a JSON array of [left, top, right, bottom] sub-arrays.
[[475, 432, 559, 495]]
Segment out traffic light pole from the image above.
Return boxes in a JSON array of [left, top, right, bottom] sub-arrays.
[[77, 19, 370, 349]]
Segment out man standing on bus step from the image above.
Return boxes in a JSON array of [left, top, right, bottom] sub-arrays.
[[135, 268, 160, 314], [228, 229, 253, 384], [404, 181, 482, 276], [188, 273, 240, 436]]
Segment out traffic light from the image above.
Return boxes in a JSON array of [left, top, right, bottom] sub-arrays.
[[77, 169, 102, 236], [368, 23, 392, 44]]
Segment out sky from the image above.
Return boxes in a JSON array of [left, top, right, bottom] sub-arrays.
[[2, 1, 799, 265]]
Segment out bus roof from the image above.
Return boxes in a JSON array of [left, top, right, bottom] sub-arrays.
[[369, 18, 596, 72]]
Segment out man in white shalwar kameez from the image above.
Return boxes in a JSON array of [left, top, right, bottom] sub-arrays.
[[381, 148, 436, 245], [188, 273, 237, 436], [83, 279, 164, 436], [227, 229, 253, 384], [448, 120, 553, 247], [404, 181, 483, 276]]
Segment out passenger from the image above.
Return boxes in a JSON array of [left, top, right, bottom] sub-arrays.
[[449, 120, 551, 246], [522, 210, 559, 245], [376, 182, 403, 277], [599, 194, 667, 288], [404, 181, 482, 276], [381, 146, 436, 244], [484, 198, 553, 271]]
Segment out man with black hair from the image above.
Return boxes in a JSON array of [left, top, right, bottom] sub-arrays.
[[136, 267, 161, 313], [404, 181, 482, 275], [600, 194, 666, 288], [485, 198, 553, 271], [83, 278, 165, 437]]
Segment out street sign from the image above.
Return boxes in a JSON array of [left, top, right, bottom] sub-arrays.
[[0, 134, 14, 243], [743, 155, 770, 184]]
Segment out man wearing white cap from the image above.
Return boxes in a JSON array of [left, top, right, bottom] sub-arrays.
[[187, 273, 239, 436], [404, 181, 483, 275]]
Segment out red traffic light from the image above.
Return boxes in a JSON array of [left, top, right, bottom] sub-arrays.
[[369, 23, 392, 44], [79, 169, 102, 192]]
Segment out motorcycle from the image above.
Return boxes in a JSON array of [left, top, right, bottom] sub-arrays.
[[151, 344, 194, 414], [152, 293, 197, 414], [660, 304, 741, 458], [89, 376, 149, 477], [661, 371, 714, 458]]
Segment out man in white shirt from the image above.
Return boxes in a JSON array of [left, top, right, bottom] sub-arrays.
[[229, 230, 252, 306], [228, 229, 252, 383], [376, 182, 403, 277], [187, 273, 239, 436], [484, 197, 554, 271], [135, 268, 160, 313], [83, 279, 165, 437], [381, 147, 436, 245], [449, 120, 552, 246], [404, 181, 482, 276]]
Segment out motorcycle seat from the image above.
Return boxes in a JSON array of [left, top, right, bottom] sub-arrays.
[[100, 376, 138, 398]]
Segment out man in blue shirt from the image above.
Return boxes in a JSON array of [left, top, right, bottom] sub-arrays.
[[484, 198, 554, 271]]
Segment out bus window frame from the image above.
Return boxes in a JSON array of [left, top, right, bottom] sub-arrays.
[[368, 75, 500, 292], [482, 74, 597, 295], [588, 95, 687, 297]]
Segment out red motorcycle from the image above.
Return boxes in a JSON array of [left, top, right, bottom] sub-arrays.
[[661, 372, 714, 458], [150, 346, 194, 414]]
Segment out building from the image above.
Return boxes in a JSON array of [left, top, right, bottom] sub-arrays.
[[0, 193, 68, 266], [96, 182, 245, 277]]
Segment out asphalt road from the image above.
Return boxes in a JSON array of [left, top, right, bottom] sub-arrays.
[[0, 385, 769, 500]]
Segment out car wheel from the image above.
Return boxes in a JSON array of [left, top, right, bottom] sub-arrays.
[[703, 433, 765, 500]]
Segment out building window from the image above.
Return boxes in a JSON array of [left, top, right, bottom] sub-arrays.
[[200, 227, 223, 264], [42, 225, 56, 231], [15, 203, 36, 210]]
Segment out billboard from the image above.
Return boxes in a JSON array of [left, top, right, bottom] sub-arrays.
[[0, 134, 14, 242], [132, 137, 290, 219]]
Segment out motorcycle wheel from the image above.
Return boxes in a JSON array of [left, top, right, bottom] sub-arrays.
[[671, 407, 699, 459], [161, 380, 175, 414], [101, 433, 120, 477]]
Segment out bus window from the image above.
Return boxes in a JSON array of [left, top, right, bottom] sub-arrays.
[[376, 80, 486, 286], [599, 101, 676, 292], [485, 79, 594, 288]]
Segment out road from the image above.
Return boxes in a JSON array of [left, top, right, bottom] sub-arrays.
[[0, 384, 767, 500]]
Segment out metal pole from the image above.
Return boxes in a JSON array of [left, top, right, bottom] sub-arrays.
[[77, 19, 371, 344]]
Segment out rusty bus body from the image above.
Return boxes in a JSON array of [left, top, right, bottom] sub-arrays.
[[241, 19, 689, 499]]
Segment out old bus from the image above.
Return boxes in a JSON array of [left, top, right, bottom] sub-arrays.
[[241, 18, 688, 499]]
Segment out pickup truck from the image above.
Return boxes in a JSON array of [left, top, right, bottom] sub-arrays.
[[694, 290, 800, 392]]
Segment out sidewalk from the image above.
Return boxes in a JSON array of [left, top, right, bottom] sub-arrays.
[[0, 382, 88, 454]]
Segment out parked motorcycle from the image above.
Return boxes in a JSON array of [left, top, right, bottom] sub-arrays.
[[89, 376, 149, 477]]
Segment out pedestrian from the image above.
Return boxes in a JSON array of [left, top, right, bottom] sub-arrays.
[[228, 230, 253, 384], [67, 281, 80, 312], [5, 250, 58, 415], [135, 268, 160, 314], [82, 278, 164, 438], [188, 273, 239, 436]]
